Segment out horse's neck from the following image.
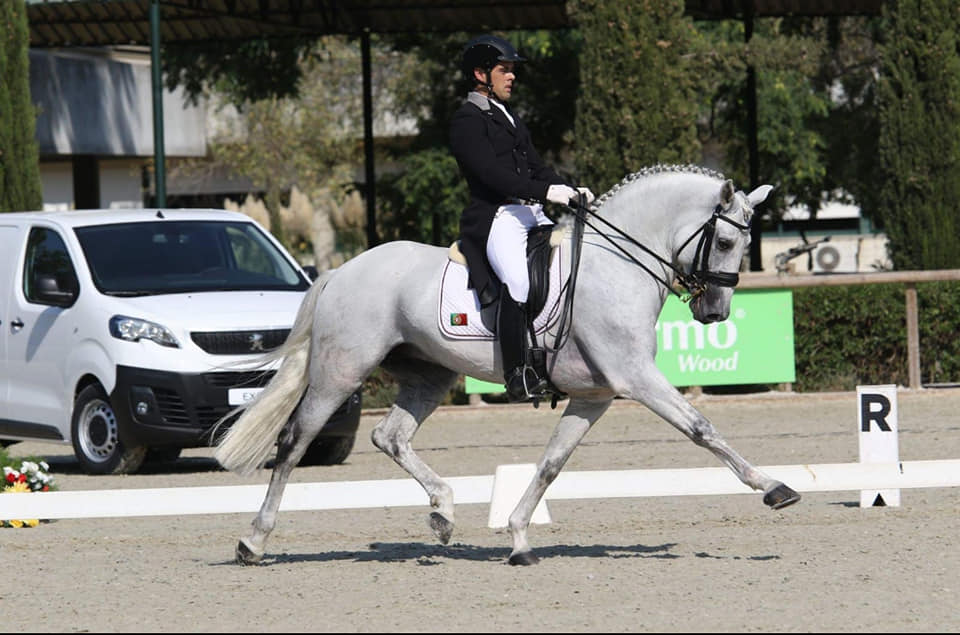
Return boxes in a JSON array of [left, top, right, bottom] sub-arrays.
[[596, 176, 715, 268]]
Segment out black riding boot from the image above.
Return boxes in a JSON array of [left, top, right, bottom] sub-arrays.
[[499, 293, 547, 402]]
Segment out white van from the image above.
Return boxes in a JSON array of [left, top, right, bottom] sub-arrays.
[[0, 208, 361, 474]]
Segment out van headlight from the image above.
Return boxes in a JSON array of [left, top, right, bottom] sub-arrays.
[[109, 315, 180, 348]]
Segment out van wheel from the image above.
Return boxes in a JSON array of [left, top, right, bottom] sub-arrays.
[[299, 435, 356, 466], [72, 385, 146, 475]]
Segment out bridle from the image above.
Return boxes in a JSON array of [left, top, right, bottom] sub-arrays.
[[547, 195, 751, 355], [568, 197, 751, 302], [673, 204, 752, 299]]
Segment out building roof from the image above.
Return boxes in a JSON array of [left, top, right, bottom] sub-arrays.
[[26, 0, 883, 48]]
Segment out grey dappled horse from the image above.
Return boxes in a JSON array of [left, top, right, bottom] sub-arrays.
[[215, 164, 800, 566]]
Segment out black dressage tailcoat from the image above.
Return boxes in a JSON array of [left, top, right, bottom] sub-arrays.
[[449, 92, 566, 306]]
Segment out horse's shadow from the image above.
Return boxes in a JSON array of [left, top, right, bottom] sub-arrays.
[[214, 541, 685, 566], [211, 540, 785, 566]]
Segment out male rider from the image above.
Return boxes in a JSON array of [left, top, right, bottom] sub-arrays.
[[449, 34, 594, 402]]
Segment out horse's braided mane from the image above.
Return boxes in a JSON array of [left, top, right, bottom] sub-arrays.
[[590, 163, 726, 211]]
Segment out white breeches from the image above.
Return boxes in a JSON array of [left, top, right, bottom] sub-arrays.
[[486, 203, 554, 303]]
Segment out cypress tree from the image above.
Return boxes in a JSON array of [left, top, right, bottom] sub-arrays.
[[877, 0, 960, 269], [571, 0, 700, 193], [0, 0, 42, 213]]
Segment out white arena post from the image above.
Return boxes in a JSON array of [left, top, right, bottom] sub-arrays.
[[857, 384, 901, 507]]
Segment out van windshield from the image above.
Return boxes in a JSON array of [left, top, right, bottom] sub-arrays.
[[74, 220, 310, 295]]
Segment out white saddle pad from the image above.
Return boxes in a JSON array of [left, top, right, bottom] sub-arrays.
[[438, 242, 568, 340]]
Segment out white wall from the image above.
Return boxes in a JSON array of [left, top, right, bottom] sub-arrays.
[[39, 162, 73, 211], [39, 158, 146, 210], [761, 233, 892, 274], [100, 160, 145, 208], [31, 48, 206, 157]]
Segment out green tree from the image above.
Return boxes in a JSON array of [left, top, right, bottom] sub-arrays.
[[796, 17, 884, 223], [572, 0, 701, 193], [164, 36, 315, 106], [0, 0, 42, 213], [877, 0, 960, 269], [693, 18, 828, 218], [169, 36, 410, 256], [377, 147, 466, 245]]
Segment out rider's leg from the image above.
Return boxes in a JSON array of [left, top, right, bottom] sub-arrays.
[[488, 205, 547, 401], [497, 289, 546, 401]]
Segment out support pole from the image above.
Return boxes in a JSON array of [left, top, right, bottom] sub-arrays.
[[744, 5, 761, 271], [361, 29, 379, 247], [150, 0, 166, 207], [905, 283, 920, 389]]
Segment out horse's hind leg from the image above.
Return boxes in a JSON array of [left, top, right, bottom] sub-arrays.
[[508, 398, 612, 565], [370, 359, 459, 544], [237, 384, 357, 564]]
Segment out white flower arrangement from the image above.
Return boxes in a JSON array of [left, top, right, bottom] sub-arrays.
[[2, 459, 57, 528]]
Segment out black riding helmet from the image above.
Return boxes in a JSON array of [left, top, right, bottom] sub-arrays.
[[461, 34, 526, 84]]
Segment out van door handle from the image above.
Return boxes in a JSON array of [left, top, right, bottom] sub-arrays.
[[10, 318, 24, 332]]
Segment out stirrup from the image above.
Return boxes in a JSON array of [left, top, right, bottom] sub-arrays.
[[505, 366, 548, 402]]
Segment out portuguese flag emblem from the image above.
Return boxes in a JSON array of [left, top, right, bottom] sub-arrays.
[[450, 313, 468, 326]]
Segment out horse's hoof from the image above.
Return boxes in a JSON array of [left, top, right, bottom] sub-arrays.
[[235, 539, 263, 565], [429, 512, 454, 545], [508, 551, 540, 566], [763, 483, 801, 510]]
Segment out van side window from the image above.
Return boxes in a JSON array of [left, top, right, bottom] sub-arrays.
[[24, 227, 79, 304]]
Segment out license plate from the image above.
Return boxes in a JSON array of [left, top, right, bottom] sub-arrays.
[[228, 387, 264, 406]]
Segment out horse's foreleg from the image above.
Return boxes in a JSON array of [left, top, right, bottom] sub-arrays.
[[370, 361, 459, 544], [507, 398, 612, 566], [629, 370, 800, 509], [237, 384, 356, 565]]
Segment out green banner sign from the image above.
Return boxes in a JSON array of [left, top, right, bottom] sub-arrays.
[[466, 289, 795, 393], [655, 289, 795, 386]]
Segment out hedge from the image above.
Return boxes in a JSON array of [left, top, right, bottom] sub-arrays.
[[793, 282, 960, 391]]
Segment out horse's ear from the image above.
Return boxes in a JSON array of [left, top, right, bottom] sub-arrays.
[[721, 180, 735, 207], [747, 184, 774, 206]]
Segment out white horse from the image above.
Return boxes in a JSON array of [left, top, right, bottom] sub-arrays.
[[214, 164, 799, 566]]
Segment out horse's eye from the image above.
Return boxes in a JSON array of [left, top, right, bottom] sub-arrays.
[[717, 238, 733, 251]]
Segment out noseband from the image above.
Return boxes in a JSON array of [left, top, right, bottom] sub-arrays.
[[674, 205, 751, 300]]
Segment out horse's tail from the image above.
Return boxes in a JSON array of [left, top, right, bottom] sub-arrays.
[[213, 270, 332, 476]]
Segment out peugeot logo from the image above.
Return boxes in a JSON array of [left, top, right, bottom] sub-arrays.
[[247, 333, 265, 352]]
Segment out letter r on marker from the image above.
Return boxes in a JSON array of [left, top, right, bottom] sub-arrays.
[[860, 394, 892, 431]]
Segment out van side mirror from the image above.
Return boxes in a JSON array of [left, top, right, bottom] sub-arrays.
[[302, 265, 319, 282], [35, 274, 78, 308]]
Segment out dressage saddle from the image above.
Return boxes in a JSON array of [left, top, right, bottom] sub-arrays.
[[449, 224, 567, 406]]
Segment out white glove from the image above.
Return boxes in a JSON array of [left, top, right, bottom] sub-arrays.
[[546, 184, 578, 205], [576, 187, 596, 205]]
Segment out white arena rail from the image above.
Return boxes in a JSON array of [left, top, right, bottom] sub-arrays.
[[2, 459, 959, 528]]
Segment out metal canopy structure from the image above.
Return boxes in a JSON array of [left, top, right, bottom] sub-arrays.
[[26, 0, 883, 48], [26, 0, 883, 47], [685, 0, 882, 19], [26, 0, 884, 251], [25, 0, 572, 46]]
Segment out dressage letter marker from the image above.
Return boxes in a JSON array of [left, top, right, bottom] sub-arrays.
[[857, 385, 901, 507]]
